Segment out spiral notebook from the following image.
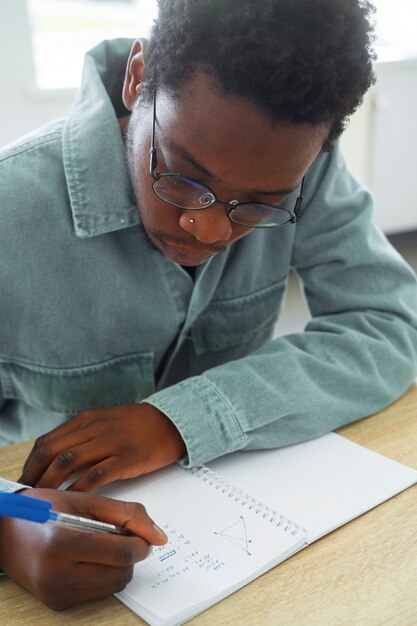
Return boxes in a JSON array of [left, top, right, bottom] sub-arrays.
[[100, 433, 417, 626]]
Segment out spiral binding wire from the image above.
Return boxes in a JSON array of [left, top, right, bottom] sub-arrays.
[[191, 464, 307, 536]]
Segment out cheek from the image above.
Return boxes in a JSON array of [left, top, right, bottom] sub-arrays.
[[138, 183, 182, 233], [146, 200, 180, 230]]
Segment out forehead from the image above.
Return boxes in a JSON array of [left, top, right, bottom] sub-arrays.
[[154, 71, 330, 190]]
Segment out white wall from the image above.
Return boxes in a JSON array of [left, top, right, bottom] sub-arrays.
[[341, 60, 417, 234], [369, 59, 417, 233], [0, 0, 76, 148], [340, 94, 373, 187]]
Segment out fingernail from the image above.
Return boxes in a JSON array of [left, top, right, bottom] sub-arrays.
[[147, 544, 153, 557], [153, 523, 168, 539]]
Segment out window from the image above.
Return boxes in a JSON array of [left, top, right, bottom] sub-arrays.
[[375, 0, 417, 61], [28, 0, 158, 90]]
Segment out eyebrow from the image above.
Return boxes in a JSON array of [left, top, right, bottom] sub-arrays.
[[163, 138, 300, 197]]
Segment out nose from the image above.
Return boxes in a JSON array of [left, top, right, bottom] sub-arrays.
[[179, 204, 233, 244]]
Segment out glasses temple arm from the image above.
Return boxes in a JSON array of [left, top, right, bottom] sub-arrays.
[[293, 175, 305, 221], [149, 90, 158, 177]]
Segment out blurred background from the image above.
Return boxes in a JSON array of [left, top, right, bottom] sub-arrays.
[[0, 0, 416, 333]]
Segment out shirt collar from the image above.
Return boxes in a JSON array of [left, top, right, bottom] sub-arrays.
[[62, 39, 140, 239]]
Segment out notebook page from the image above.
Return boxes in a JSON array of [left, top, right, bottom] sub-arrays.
[[208, 432, 417, 543], [101, 465, 306, 626]]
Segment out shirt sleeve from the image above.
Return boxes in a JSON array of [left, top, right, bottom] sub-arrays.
[[146, 143, 417, 467]]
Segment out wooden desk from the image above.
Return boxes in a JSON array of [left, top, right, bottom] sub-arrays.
[[1, 384, 417, 626]]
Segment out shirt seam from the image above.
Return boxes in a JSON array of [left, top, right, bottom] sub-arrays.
[[210, 279, 285, 305], [0, 130, 62, 164], [198, 376, 246, 449]]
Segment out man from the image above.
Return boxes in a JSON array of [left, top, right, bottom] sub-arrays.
[[1, 0, 417, 610]]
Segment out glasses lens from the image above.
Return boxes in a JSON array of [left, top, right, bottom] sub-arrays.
[[153, 174, 215, 210], [229, 203, 293, 228]]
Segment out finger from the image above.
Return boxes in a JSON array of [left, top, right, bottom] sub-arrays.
[[33, 440, 111, 490], [62, 562, 136, 588], [19, 425, 102, 486], [14, 490, 166, 557], [39, 576, 134, 611], [20, 410, 105, 482], [54, 529, 151, 567], [20, 433, 88, 485], [40, 586, 120, 611], [68, 457, 126, 492], [73, 494, 168, 546], [44, 409, 105, 439]]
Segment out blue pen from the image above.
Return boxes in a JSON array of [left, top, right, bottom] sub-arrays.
[[0, 492, 133, 536]]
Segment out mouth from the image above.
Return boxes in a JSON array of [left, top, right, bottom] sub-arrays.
[[160, 241, 214, 266]]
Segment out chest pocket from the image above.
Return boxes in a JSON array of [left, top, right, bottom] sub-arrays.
[[0, 352, 154, 414], [191, 281, 285, 355]]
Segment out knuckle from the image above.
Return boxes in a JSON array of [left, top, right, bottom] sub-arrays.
[[114, 544, 135, 567], [86, 466, 105, 484], [138, 540, 152, 562], [38, 592, 64, 611], [120, 500, 148, 524], [78, 409, 102, 429], [43, 595, 68, 611], [78, 408, 93, 421], [33, 437, 51, 461], [113, 566, 134, 592], [129, 502, 147, 517], [35, 576, 60, 609], [55, 450, 75, 469]]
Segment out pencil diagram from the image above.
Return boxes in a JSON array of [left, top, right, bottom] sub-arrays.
[[214, 516, 253, 555]]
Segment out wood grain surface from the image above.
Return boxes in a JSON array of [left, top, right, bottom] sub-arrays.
[[1, 383, 416, 626]]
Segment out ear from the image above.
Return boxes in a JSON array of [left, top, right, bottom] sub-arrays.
[[122, 38, 148, 112]]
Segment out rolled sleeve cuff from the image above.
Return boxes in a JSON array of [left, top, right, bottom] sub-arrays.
[[145, 376, 245, 468]]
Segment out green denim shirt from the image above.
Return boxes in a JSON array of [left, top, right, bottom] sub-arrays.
[[1, 40, 417, 475]]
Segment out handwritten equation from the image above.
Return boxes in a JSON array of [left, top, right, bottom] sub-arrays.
[[149, 523, 225, 589]]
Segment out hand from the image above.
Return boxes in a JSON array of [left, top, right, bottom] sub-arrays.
[[0, 488, 167, 610], [19, 403, 186, 491]]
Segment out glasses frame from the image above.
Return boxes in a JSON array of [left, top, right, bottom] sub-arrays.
[[148, 91, 305, 228]]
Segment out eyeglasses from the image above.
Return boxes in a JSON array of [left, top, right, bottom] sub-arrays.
[[149, 92, 305, 228]]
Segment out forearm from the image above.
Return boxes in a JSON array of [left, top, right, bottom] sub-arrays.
[[146, 305, 417, 467]]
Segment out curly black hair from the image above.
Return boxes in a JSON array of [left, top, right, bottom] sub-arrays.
[[142, 0, 376, 149]]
